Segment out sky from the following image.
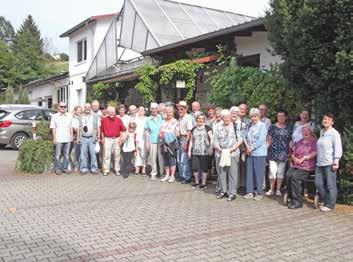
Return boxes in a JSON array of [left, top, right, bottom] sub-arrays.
[[1, 0, 269, 53]]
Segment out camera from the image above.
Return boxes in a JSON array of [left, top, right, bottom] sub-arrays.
[[83, 126, 88, 133]]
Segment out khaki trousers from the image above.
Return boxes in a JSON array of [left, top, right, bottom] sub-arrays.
[[103, 137, 121, 174]]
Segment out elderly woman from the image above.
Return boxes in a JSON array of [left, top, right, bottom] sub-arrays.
[[243, 108, 268, 200], [292, 110, 315, 143], [266, 110, 292, 197], [188, 113, 213, 189], [134, 106, 147, 175], [159, 106, 179, 183], [145, 103, 164, 180], [213, 109, 243, 201], [286, 126, 317, 209], [315, 113, 343, 212]]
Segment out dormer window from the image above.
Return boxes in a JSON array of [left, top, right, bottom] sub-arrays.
[[77, 39, 87, 63]]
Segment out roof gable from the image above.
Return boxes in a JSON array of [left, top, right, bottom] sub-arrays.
[[120, 0, 254, 52]]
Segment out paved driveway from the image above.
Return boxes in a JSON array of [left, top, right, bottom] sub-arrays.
[[0, 149, 353, 262]]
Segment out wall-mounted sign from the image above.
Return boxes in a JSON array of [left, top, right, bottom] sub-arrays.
[[176, 80, 186, 88]]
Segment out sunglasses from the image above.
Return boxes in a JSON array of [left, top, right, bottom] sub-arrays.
[[60, 106, 67, 108]]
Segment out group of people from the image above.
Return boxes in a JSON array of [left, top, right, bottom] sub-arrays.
[[50, 99, 343, 212]]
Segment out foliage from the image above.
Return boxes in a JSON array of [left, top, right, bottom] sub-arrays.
[[209, 58, 303, 119], [59, 53, 69, 61], [17, 85, 30, 104], [0, 40, 17, 89], [35, 121, 52, 141], [135, 64, 158, 104], [266, 0, 353, 130], [13, 15, 43, 54], [0, 16, 15, 43], [159, 60, 203, 102], [16, 139, 54, 174], [5, 84, 15, 103], [342, 127, 353, 176], [135, 60, 203, 103], [91, 82, 120, 105]]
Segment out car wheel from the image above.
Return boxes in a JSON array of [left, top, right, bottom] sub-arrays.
[[11, 133, 29, 150]]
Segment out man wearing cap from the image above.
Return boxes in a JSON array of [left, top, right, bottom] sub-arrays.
[[50, 102, 73, 175], [177, 101, 193, 183], [145, 103, 165, 180]]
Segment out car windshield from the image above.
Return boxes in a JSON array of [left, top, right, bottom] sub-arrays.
[[0, 110, 9, 120]]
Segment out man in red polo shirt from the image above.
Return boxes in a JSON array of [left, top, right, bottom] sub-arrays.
[[101, 106, 126, 176]]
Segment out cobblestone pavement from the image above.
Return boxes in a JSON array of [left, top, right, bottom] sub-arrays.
[[0, 149, 353, 262]]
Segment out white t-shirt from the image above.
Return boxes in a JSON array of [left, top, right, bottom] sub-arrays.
[[50, 112, 73, 143], [122, 132, 136, 152]]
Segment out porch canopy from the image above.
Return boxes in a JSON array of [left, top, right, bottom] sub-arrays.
[[86, 0, 254, 82]]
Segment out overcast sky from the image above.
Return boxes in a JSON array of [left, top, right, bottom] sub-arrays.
[[1, 0, 269, 53]]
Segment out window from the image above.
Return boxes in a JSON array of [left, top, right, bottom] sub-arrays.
[[47, 98, 53, 109], [77, 39, 87, 63], [57, 86, 69, 104], [16, 110, 43, 121], [43, 110, 56, 121], [237, 54, 260, 68]]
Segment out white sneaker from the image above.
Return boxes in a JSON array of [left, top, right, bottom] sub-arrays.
[[160, 175, 170, 182], [168, 176, 176, 183], [320, 206, 332, 212], [265, 189, 274, 196], [275, 190, 282, 197], [151, 175, 157, 181], [243, 193, 254, 199]]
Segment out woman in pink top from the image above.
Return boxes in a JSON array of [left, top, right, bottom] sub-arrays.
[[286, 126, 317, 209]]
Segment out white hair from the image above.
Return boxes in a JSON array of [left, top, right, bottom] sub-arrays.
[[150, 102, 158, 109], [220, 109, 231, 117], [249, 108, 260, 116], [230, 106, 240, 113]]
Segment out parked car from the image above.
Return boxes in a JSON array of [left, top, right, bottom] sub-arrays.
[[0, 106, 56, 150]]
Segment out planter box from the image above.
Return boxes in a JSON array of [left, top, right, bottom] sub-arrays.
[[191, 55, 218, 64]]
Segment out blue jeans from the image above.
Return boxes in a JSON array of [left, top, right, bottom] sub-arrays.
[[315, 165, 337, 209], [246, 156, 266, 195], [80, 137, 98, 172], [177, 137, 191, 181], [55, 142, 70, 172]]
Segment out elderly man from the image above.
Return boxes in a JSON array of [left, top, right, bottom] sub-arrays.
[[213, 109, 243, 201], [177, 101, 193, 183], [129, 105, 138, 123], [191, 101, 201, 125], [50, 102, 73, 175], [101, 106, 126, 176], [259, 104, 271, 130], [77, 103, 101, 174], [145, 103, 165, 180], [91, 100, 102, 169]]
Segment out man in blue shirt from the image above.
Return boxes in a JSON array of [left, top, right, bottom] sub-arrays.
[[145, 103, 164, 180]]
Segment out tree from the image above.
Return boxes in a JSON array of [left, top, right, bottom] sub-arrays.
[[12, 15, 46, 84], [266, 0, 353, 130], [0, 40, 17, 89], [13, 15, 43, 54], [5, 84, 15, 104], [0, 16, 15, 44], [17, 85, 30, 104]]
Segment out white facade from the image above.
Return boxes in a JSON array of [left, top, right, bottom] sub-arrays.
[[26, 75, 69, 110], [235, 31, 282, 69], [65, 16, 114, 111]]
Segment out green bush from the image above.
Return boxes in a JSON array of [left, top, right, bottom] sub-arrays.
[[16, 139, 54, 174], [209, 59, 303, 119]]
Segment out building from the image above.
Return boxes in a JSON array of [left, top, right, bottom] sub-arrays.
[[25, 72, 69, 110], [59, 13, 118, 111], [61, 0, 282, 107]]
